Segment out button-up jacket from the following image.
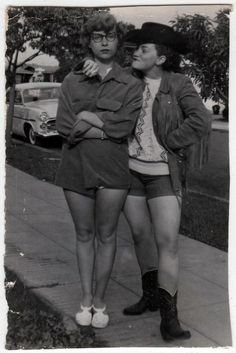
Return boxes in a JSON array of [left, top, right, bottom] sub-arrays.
[[56, 62, 143, 189]]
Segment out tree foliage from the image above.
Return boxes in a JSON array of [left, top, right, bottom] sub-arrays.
[[6, 7, 107, 85], [6, 7, 135, 84], [171, 8, 230, 107], [5, 7, 107, 86]]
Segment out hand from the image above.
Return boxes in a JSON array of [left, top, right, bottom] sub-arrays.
[[68, 120, 91, 145], [77, 111, 95, 124], [82, 59, 99, 77]]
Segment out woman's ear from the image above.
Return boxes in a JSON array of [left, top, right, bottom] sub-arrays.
[[156, 55, 166, 66]]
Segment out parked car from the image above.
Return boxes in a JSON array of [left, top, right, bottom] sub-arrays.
[[6, 82, 61, 145]]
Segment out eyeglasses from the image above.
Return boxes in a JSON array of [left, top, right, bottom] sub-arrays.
[[91, 32, 117, 43]]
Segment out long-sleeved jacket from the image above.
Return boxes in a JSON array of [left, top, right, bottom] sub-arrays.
[[56, 62, 143, 189], [56, 62, 143, 141], [147, 70, 212, 195]]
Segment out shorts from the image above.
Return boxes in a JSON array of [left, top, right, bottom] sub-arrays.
[[128, 170, 177, 200], [64, 186, 105, 200], [55, 142, 131, 199]]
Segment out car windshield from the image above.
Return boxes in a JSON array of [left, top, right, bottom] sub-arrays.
[[23, 87, 60, 103]]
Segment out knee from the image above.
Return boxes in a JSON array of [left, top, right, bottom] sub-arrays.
[[97, 227, 116, 244], [157, 233, 179, 257], [76, 227, 94, 243], [132, 226, 151, 245]]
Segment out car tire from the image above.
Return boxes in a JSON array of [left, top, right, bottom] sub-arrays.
[[26, 126, 38, 145]]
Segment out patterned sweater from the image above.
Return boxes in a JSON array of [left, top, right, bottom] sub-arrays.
[[129, 77, 169, 175]]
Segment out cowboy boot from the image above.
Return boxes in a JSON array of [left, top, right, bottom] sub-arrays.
[[123, 270, 159, 315], [159, 288, 191, 341]]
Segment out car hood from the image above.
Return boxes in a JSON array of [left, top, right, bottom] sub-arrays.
[[25, 99, 58, 118]]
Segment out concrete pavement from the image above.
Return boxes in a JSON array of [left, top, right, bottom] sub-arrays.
[[4, 164, 232, 347]]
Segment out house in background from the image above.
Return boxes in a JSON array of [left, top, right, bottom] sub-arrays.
[[15, 67, 34, 84], [15, 63, 59, 83]]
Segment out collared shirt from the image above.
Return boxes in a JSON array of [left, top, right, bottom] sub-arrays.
[[56, 62, 143, 189]]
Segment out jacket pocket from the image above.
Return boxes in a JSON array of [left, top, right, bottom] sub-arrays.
[[96, 98, 122, 112]]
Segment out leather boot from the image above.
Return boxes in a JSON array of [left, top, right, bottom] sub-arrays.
[[123, 270, 159, 315], [159, 288, 191, 341]]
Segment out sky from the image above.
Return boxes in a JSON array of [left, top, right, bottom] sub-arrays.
[[17, 4, 231, 66]]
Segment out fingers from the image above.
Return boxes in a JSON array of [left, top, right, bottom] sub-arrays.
[[72, 137, 84, 144], [68, 136, 84, 146], [68, 128, 84, 145], [83, 59, 99, 77]]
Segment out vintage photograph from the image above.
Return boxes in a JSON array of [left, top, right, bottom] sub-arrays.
[[4, 3, 232, 349]]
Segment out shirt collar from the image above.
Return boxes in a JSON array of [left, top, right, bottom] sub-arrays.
[[76, 62, 129, 84], [158, 71, 172, 94], [104, 62, 129, 84]]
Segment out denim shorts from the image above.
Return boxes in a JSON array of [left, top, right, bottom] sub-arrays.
[[128, 170, 176, 200]]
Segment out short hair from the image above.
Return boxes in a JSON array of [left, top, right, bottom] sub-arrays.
[[155, 44, 182, 73], [81, 12, 125, 52]]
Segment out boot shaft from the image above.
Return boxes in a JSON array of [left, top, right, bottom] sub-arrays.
[[159, 288, 178, 320], [159, 288, 191, 341], [142, 270, 158, 292]]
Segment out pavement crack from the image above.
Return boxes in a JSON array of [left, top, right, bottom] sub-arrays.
[[29, 282, 60, 289]]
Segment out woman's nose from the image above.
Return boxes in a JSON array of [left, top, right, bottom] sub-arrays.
[[101, 37, 108, 45], [133, 47, 141, 57]]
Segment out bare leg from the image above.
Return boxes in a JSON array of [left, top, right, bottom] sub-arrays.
[[64, 190, 95, 307], [148, 196, 191, 340], [148, 196, 181, 295], [122, 195, 159, 315], [93, 188, 127, 309], [123, 195, 158, 275]]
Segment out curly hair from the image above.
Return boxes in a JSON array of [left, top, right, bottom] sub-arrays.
[[81, 12, 125, 54], [155, 44, 182, 73]]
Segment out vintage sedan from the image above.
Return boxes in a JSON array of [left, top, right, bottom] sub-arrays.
[[6, 82, 61, 145]]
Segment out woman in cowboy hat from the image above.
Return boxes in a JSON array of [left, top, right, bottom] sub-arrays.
[[77, 22, 211, 341]]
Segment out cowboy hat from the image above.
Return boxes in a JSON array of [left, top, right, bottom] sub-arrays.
[[125, 22, 189, 54]]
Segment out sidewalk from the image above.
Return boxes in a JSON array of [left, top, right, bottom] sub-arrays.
[[4, 165, 232, 347]]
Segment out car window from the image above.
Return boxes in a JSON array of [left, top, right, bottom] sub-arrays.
[[23, 87, 60, 103]]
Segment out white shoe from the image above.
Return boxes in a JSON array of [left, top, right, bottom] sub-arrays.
[[91, 305, 109, 328], [75, 304, 92, 326]]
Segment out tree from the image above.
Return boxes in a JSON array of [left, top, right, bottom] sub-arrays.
[[171, 9, 230, 118]]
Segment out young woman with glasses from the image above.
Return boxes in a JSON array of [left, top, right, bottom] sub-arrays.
[[55, 12, 143, 329]]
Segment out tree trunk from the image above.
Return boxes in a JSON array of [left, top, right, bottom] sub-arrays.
[[6, 83, 16, 148]]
